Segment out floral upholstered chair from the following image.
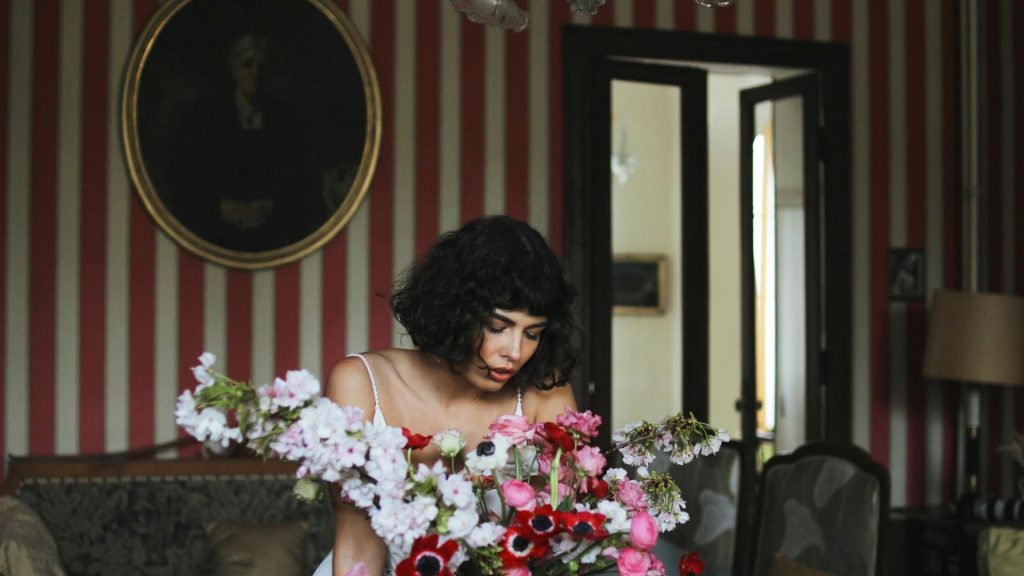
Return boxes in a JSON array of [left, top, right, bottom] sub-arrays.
[[748, 442, 890, 576]]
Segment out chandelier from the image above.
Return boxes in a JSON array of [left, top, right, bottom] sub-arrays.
[[450, 0, 733, 33]]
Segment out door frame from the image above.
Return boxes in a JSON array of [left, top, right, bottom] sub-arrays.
[[740, 73, 822, 456], [563, 26, 852, 447]]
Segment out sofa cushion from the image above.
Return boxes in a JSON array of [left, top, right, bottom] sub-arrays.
[[205, 521, 307, 576], [0, 496, 66, 576]]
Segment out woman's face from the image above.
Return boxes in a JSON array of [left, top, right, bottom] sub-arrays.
[[459, 308, 547, 392]]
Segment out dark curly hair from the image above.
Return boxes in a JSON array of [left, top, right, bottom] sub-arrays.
[[390, 216, 580, 390]]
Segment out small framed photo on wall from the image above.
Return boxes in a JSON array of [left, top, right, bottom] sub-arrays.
[[889, 248, 926, 301], [612, 254, 667, 315]]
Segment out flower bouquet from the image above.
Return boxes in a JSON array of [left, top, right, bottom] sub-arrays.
[[176, 353, 726, 576]]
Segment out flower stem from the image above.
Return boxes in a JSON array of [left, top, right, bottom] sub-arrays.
[[550, 447, 563, 507]]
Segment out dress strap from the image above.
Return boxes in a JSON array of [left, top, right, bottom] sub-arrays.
[[347, 353, 385, 425], [515, 386, 523, 416]]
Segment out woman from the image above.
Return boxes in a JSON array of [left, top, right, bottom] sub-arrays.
[[312, 216, 581, 576]]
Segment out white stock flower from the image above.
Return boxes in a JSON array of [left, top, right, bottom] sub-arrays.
[[373, 478, 409, 501], [365, 446, 408, 482], [191, 352, 217, 389], [175, 390, 199, 430], [371, 496, 439, 557], [413, 461, 447, 483], [465, 522, 506, 548], [341, 477, 375, 509], [194, 407, 240, 447], [198, 352, 216, 367], [432, 429, 466, 457], [444, 507, 480, 539], [464, 434, 512, 474], [438, 473, 475, 509], [602, 467, 628, 484], [268, 369, 321, 411], [364, 425, 408, 451], [596, 500, 630, 533]]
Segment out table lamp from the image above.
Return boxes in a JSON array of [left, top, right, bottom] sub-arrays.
[[922, 289, 1024, 501]]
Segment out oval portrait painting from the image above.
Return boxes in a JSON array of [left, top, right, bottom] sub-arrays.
[[123, 0, 380, 269]]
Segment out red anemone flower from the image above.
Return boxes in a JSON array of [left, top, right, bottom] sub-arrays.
[[500, 526, 549, 567], [396, 534, 458, 576], [541, 422, 575, 451], [402, 428, 433, 450], [558, 511, 609, 540], [678, 551, 704, 576], [514, 504, 560, 539]]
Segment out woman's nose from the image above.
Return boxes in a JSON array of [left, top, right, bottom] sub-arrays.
[[503, 336, 522, 361]]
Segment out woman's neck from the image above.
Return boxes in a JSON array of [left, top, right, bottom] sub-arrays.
[[415, 351, 490, 404]]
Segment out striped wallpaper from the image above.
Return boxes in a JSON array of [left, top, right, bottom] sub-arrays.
[[2, 0, 1023, 508]]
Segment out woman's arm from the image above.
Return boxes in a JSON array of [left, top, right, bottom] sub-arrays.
[[324, 357, 389, 576]]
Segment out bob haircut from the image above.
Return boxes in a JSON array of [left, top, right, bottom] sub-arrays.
[[391, 216, 580, 390]]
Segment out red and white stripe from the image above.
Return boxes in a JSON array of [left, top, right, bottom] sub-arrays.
[[3, 0, 1023, 506]]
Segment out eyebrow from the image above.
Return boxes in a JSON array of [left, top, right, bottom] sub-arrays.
[[490, 312, 548, 330]]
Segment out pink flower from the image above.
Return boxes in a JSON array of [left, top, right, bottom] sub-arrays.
[[488, 415, 536, 446], [615, 479, 648, 512], [556, 409, 602, 439], [502, 479, 537, 511], [575, 446, 607, 477], [629, 511, 659, 550], [647, 554, 666, 576], [617, 547, 652, 576]]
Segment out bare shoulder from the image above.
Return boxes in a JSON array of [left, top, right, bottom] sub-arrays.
[[324, 355, 376, 415], [524, 384, 577, 423]]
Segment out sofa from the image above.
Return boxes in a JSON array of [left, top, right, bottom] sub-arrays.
[[0, 448, 334, 576]]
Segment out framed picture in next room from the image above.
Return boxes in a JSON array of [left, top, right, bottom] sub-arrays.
[[889, 248, 926, 301], [612, 254, 668, 315]]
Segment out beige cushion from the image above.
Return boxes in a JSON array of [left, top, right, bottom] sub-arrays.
[[205, 521, 307, 576], [978, 526, 1024, 576], [768, 553, 832, 576], [0, 496, 66, 576]]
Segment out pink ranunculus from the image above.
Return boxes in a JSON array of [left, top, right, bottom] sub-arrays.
[[629, 511, 659, 550], [556, 409, 602, 439], [488, 414, 535, 446], [616, 479, 649, 512], [647, 554, 666, 576], [501, 479, 537, 511], [504, 566, 531, 576], [617, 547, 652, 576], [575, 446, 607, 477]]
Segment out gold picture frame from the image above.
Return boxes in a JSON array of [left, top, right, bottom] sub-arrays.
[[122, 0, 381, 270], [612, 254, 668, 315]]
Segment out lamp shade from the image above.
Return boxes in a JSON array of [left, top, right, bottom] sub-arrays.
[[923, 290, 1024, 386]]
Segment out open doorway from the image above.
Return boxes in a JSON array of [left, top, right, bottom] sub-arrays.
[[563, 26, 851, 500]]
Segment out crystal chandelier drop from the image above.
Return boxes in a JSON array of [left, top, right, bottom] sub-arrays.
[[450, 0, 732, 32]]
